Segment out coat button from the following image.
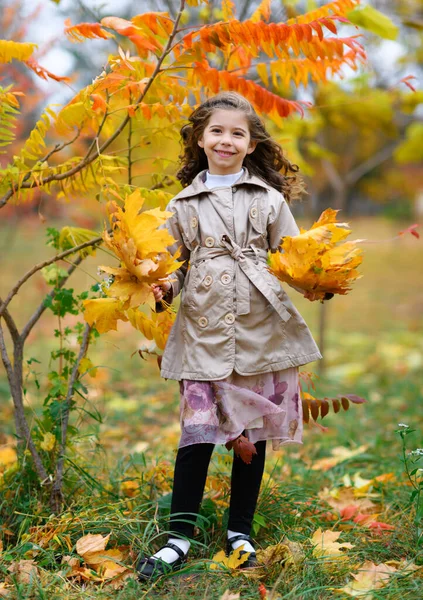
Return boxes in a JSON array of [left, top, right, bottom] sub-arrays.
[[198, 316, 208, 328], [190, 216, 198, 228], [224, 313, 235, 324], [205, 236, 214, 247], [204, 275, 213, 286], [250, 206, 258, 218], [221, 273, 231, 285]]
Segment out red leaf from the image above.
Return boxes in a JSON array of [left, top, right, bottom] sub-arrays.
[[259, 583, 268, 599], [340, 505, 360, 520], [398, 223, 420, 239], [24, 58, 71, 83], [226, 434, 257, 464]]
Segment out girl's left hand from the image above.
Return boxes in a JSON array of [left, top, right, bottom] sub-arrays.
[[152, 280, 171, 302]]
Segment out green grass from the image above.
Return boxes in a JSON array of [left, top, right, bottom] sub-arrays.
[[1, 217, 423, 598]]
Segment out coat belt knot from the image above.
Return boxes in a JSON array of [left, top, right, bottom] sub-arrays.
[[190, 235, 291, 323]]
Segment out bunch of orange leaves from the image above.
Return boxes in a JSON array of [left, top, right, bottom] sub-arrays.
[[268, 208, 363, 301], [83, 189, 181, 349]]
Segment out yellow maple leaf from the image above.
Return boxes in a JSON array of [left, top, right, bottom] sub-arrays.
[[127, 308, 175, 350], [338, 561, 397, 598], [40, 432, 56, 452], [311, 528, 354, 559], [83, 298, 128, 333], [79, 357, 97, 378], [268, 208, 363, 301], [210, 546, 250, 570]]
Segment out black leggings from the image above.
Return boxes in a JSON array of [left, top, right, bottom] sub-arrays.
[[169, 440, 266, 539]]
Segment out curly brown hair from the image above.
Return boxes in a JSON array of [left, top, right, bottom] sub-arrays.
[[176, 92, 305, 203]]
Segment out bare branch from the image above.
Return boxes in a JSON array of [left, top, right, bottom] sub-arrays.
[[0, 302, 20, 342], [345, 142, 398, 187], [20, 255, 84, 343], [0, 235, 103, 319]]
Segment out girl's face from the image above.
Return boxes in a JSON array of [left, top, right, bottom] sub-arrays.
[[198, 109, 257, 175]]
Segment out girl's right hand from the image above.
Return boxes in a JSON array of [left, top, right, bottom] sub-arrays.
[[152, 280, 172, 302]]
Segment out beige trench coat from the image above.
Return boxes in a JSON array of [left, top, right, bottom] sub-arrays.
[[160, 168, 322, 381]]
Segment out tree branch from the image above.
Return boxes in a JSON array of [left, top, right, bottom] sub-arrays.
[[345, 142, 398, 187], [0, 235, 103, 319], [0, 129, 82, 210], [20, 255, 84, 343], [0, 302, 20, 342]]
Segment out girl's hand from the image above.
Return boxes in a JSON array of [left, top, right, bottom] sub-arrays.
[[152, 280, 172, 302]]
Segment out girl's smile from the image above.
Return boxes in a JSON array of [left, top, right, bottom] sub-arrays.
[[198, 108, 257, 175]]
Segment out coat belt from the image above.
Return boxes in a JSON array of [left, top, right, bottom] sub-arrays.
[[190, 235, 291, 323]]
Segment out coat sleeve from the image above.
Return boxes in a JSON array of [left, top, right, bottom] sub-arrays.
[[267, 192, 304, 296], [267, 192, 300, 251], [156, 201, 190, 312]]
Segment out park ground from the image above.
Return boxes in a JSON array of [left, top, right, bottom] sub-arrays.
[[0, 216, 423, 599]]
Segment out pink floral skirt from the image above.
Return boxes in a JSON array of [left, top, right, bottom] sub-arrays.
[[179, 368, 302, 450]]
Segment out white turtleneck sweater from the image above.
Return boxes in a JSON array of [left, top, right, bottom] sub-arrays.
[[205, 168, 244, 189]]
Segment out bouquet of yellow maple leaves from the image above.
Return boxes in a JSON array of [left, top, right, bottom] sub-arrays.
[[268, 208, 363, 301], [83, 189, 180, 349]]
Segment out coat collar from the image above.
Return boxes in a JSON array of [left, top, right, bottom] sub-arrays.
[[172, 168, 271, 201]]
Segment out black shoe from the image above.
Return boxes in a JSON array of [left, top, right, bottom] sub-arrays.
[[226, 534, 258, 569], [136, 542, 188, 581]]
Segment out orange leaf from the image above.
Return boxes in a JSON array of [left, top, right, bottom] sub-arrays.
[[25, 57, 71, 83], [91, 93, 107, 112], [65, 19, 114, 42]]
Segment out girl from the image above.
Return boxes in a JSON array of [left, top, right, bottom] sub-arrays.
[[136, 91, 322, 580]]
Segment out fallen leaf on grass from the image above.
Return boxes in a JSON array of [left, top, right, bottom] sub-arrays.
[[74, 532, 130, 581], [258, 583, 268, 598], [7, 559, 39, 584], [219, 591, 240, 600], [319, 487, 377, 514], [337, 560, 397, 598], [84, 548, 127, 578], [311, 445, 368, 471], [0, 583, 11, 598], [311, 529, 354, 560], [256, 538, 304, 570], [210, 546, 250, 570], [76, 532, 111, 556], [341, 471, 395, 497]]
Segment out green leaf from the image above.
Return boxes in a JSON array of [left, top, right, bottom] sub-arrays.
[[41, 264, 68, 285], [347, 6, 398, 40]]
